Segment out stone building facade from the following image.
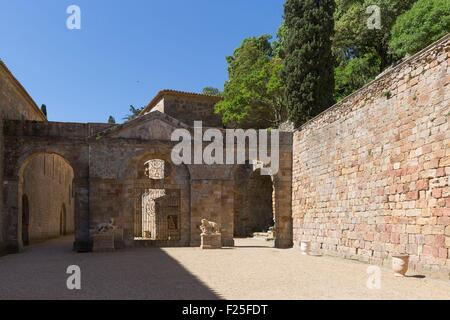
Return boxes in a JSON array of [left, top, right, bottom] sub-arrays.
[[2, 101, 293, 253], [1, 34, 449, 279], [292, 35, 450, 278], [0, 61, 46, 255]]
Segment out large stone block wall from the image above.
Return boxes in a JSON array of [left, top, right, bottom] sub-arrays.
[[292, 36, 450, 278], [22, 154, 75, 242], [0, 61, 45, 255]]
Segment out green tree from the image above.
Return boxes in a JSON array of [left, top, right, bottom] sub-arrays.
[[390, 0, 450, 58], [215, 35, 286, 129], [202, 87, 222, 96], [123, 105, 144, 122], [334, 0, 417, 71], [40, 104, 47, 118], [335, 51, 381, 101], [108, 116, 116, 124], [282, 0, 336, 128], [333, 0, 417, 101]]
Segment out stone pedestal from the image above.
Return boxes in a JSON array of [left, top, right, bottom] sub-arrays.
[[113, 228, 124, 249], [201, 233, 222, 249], [93, 232, 115, 252]]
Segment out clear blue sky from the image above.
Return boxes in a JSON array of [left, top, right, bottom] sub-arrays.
[[0, 0, 284, 123]]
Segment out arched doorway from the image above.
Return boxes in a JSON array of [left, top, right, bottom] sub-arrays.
[[18, 153, 75, 247], [21, 195, 30, 246], [233, 163, 274, 240], [120, 150, 190, 247]]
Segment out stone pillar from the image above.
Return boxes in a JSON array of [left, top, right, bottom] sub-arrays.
[[273, 178, 293, 248], [3, 179, 22, 253], [273, 135, 294, 249], [73, 178, 90, 252]]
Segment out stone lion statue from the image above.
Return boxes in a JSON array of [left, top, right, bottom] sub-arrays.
[[200, 219, 220, 235], [95, 218, 116, 234]]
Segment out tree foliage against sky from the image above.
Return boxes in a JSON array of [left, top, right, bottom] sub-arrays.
[[215, 35, 286, 129], [213, 0, 449, 128], [108, 116, 116, 124], [389, 0, 450, 58], [202, 87, 222, 96], [123, 105, 144, 122], [283, 0, 335, 128]]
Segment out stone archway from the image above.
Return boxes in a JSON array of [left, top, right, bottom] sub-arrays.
[[3, 150, 82, 252], [117, 147, 191, 247], [17, 153, 74, 245]]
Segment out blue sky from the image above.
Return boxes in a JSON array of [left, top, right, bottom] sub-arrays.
[[0, 0, 284, 123]]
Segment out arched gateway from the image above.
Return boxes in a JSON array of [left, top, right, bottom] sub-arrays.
[[2, 110, 293, 252]]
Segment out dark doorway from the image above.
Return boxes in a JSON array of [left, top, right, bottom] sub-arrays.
[[22, 194, 30, 246], [60, 204, 67, 236], [234, 165, 274, 238]]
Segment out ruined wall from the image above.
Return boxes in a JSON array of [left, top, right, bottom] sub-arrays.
[[21, 154, 75, 243], [292, 36, 450, 278], [0, 61, 45, 254]]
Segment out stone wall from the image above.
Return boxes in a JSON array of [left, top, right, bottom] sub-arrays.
[[145, 91, 223, 128], [21, 154, 75, 243], [292, 35, 450, 278], [0, 61, 45, 255]]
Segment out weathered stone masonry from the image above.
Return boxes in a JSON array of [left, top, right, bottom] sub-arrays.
[[0, 61, 46, 255], [2, 109, 293, 253], [292, 35, 450, 278]]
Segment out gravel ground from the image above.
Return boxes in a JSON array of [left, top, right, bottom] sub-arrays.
[[0, 236, 449, 300]]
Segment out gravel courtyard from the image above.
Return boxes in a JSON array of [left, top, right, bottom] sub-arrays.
[[0, 237, 449, 300]]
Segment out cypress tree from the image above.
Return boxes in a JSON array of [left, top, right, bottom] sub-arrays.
[[282, 0, 335, 128], [108, 116, 116, 124], [40, 104, 47, 118]]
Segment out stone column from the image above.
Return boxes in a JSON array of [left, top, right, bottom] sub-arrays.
[[273, 178, 293, 248], [3, 179, 21, 253], [273, 135, 294, 249]]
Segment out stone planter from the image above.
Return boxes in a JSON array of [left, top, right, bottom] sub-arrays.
[[392, 255, 409, 277], [93, 232, 115, 252], [201, 233, 222, 249], [113, 228, 124, 249], [300, 241, 311, 256]]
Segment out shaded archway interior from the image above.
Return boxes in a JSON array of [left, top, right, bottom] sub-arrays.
[[234, 163, 274, 238], [18, 153, 75, 246]]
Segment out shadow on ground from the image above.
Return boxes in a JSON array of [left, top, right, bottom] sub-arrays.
[[0, 236, 220, 300]]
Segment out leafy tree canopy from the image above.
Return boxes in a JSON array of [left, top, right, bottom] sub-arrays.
[[215, 35, 286, 129], [202, 87, 222, 96], [334, 0, 417, 69], [389, 0, 450, 58]]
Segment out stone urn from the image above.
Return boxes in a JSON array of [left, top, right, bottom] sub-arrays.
[[300, 241, 311, 256], [392, 255, 409, 277]]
